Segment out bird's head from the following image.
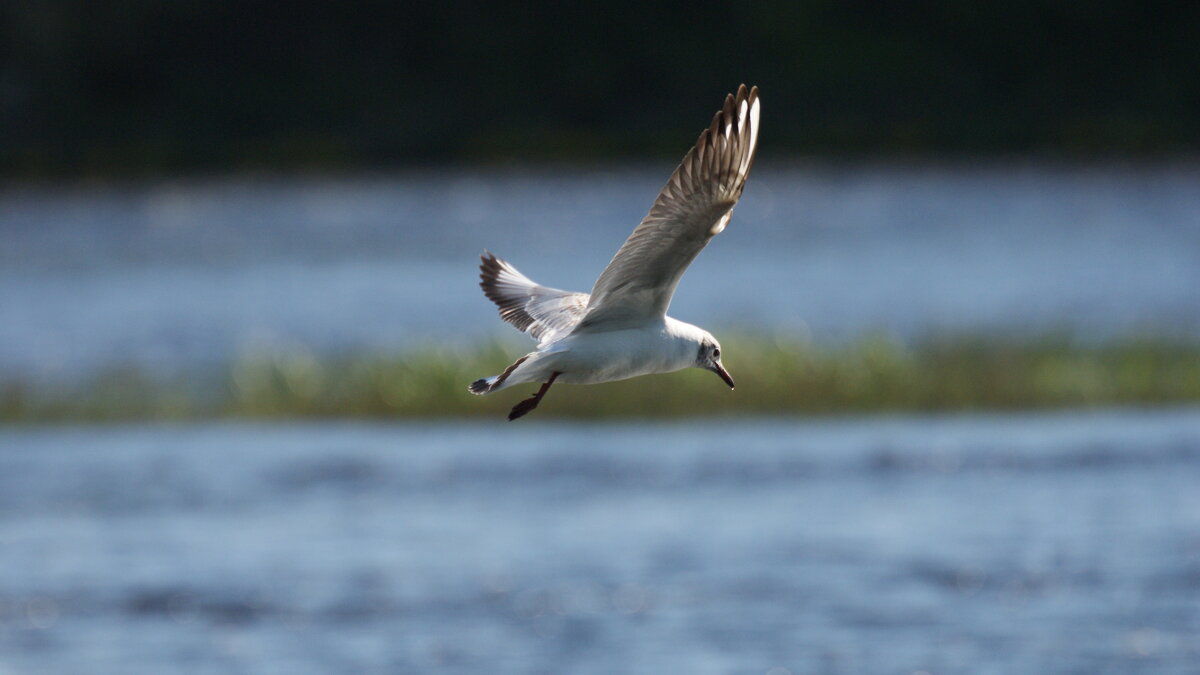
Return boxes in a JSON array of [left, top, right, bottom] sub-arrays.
[[696, 335, 734, 390]]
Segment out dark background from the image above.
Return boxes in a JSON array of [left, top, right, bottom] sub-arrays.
[[3, 0, 1199, 176]]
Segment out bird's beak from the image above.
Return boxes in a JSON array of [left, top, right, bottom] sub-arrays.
[[710, 362, 735, 390]]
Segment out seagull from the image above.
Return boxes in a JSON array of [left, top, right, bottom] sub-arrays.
[[470, 84, 760, 420]]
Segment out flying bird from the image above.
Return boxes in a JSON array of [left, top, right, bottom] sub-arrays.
[[471, 85, 760, 420]]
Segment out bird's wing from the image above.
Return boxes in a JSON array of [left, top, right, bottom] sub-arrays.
[[479, 251, 589, 344], [575, 84, 760, 331]]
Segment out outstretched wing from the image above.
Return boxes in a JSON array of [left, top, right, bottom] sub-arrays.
[[576, 84, 760, 330], [479, 251, 588, 344]]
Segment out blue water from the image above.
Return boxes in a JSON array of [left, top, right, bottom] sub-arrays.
[[3, 163, 1200, 381], [3, 410, 1200, 673]]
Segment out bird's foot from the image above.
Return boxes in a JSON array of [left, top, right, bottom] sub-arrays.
[[506, 371, 561, 421], [507, 394, 542, 421]]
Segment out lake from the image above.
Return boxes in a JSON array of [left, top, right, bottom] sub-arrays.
[[2, 410, 1199, 673], [2, 163, 1199, 383]]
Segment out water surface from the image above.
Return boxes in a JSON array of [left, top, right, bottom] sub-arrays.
[[2, 164, 1199, 381], [2, 410, 1199, 673]]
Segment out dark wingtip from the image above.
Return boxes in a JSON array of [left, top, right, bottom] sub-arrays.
[[479, 250, 498, 274], [468, 378, 491, 395], [479, 251, 503, 294], [478, 253, 531, 332]]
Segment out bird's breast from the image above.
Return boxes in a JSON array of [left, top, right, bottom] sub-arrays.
[[549, 329, 692, 385]]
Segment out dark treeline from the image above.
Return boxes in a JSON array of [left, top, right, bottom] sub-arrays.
[[3, 1, 1198, 176]]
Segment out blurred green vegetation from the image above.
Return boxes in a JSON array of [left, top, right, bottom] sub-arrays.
[[4, 334, 1199, 423], [3, 1, 1199, 177]]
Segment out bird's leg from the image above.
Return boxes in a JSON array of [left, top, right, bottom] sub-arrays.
[[508, 372, 561, 421]]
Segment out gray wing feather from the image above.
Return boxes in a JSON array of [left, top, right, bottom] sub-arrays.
[[577, 84, 760, 330], [479, 252, 588, 344]]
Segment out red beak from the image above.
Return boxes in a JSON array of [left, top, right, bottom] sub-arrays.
[[711, 363, 735, 390]]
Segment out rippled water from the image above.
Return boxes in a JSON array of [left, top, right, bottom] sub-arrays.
[[2, 164, 1199, 381], [2, 410, 1199, 673]]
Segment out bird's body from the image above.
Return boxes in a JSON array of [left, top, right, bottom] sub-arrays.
[[473, 316, 712, 390], [471, 85, 760, 419]]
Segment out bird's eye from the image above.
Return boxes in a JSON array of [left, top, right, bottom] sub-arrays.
[[712, 348, 721, 358]]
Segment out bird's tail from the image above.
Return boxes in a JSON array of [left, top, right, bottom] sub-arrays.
[[467, 354, 530, 395], [468, 376, 499, 395]]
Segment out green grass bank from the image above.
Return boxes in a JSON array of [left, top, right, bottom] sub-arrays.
[[4, 334, 1200, 423]]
